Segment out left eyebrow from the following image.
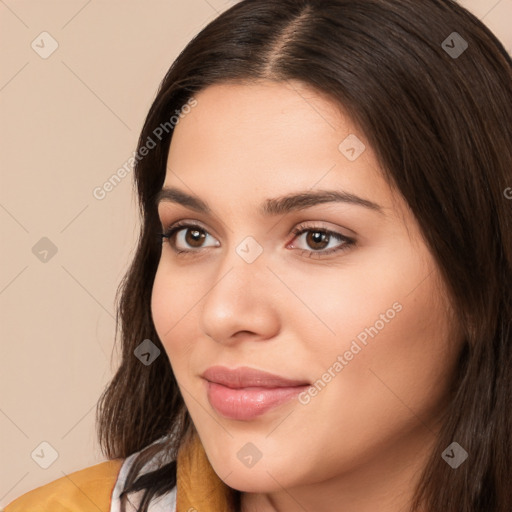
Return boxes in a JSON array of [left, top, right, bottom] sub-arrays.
[[155, 187, 385, 216]]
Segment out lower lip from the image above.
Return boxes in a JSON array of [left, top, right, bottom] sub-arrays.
[[205, 381, 309, 421]]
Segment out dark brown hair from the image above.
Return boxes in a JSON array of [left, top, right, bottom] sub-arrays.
[[96, 1, 512, 510]]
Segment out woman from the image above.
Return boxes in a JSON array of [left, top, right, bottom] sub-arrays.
[[6, 0, 512, 511]]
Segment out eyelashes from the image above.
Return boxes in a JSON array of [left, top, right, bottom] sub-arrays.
[[158, 220, 356, 259], [288, 223, 355, 258], [160, 221, 219, 255]]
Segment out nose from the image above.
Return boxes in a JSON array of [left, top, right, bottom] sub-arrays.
[[199, 244, 281, 346]]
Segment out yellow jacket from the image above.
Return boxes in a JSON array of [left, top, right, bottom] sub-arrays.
[[4, 459, 123, 511], [3, 431, 235, 511]]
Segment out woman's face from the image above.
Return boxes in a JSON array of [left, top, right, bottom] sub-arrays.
[[151, 81, 461, 500]]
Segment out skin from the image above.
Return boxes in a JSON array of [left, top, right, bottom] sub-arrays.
[[151, 80, 463, 512]]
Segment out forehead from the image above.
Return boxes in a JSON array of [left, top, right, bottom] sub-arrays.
[[170, 80, 350, 151], [162, 81, 403, 221]]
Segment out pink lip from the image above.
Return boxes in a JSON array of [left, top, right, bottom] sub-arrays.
[[201, 366, 310, 421]]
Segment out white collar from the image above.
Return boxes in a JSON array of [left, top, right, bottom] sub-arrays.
[[109, 438, 177, 512]]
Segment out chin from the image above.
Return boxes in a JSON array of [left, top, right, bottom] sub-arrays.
[[205, 447, 301, 494], [223, 468, 289, 494]]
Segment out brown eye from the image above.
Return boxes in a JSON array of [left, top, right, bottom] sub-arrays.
[[183, 227, 207, 248], [160, 222, 220, 253], [305, 230, 331, 250], [289, 225, 356, 258]]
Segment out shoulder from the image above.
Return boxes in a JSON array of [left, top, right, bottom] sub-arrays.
[[4, 459, 124, 512]]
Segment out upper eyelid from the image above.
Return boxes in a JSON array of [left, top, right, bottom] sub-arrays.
[[157, 205, 229, 233], [162, 220, 354, 242], [157, 202, 363, 236], [162, 219, 212, 235], [161, 221, 356, 260]]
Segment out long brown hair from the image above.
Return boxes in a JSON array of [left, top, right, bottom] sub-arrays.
[[96, 1, 512, 510]]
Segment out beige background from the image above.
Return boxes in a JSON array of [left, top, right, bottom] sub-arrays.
[[1, 0, 511, 505]]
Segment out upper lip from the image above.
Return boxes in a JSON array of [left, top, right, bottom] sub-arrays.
[[201, 366, 310, 389]]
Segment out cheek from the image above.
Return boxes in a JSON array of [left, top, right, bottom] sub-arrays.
[[287, 247, 417, 367], [366, 281, 458, 401], [150, 263, 194, 365], [298, 245, 458, 427], [317, 275, 456, 440], [150, 266, 171, 341]]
